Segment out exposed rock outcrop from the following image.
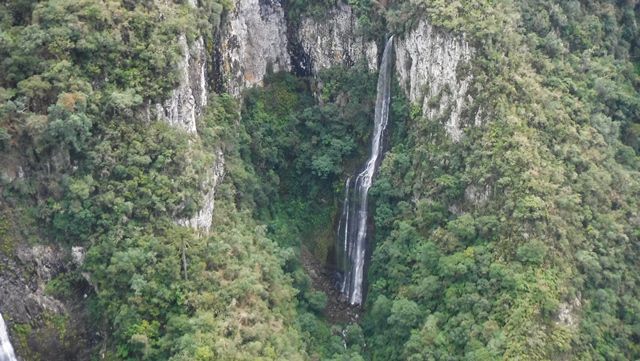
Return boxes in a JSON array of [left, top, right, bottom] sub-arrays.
[[155, 35, 208, 134], [179, 149, 225, 233], [218, 0, 378, 95], [156, 31, 222, 232], [158, 2, 478, 234], [219, 0, 291, 97], [298, 4, 377, 73], [154, 1, 224, 232], [218, 3, 476, 140], [163, 1, 383, 233], [394, 20, 474, 141], [1, 246, 66, 323], [556, 296, 582, 329], [0, 244, 93, 360]]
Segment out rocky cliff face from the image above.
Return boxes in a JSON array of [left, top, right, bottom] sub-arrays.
[[0, 246, 66, 324], [178, 149, 225, 233], [217, 2, 475, 140], [219, 0, 291, 97], [217, 0, 378, 95], [0, 244, 92, 360], [157, 2, 476, 232], [155, 35, 208, 135], [156, 31, 222, 232], [153, 0, 221, 232], [160, 0, 383, 232], [157, 33, 223, 232], [394, 20, 474, 141], [297, 4, 377, 73]]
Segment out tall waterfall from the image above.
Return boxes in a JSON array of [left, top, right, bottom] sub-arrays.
[[337, 36, 394, 306], [0, 313, 17, 361]]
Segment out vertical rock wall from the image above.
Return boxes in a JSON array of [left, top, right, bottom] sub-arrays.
[[178, 149, 225, 233], [157, 30, 220, 232], [157, 1, 478, 234], [217, 2, 476, 140], [155, 35, 208, 135], [218, 0, 378, 95], [297, 4, 378, 73], [394, 21, 474, 141], [219, 0, 291, 97], [155, 4, 219, 232]]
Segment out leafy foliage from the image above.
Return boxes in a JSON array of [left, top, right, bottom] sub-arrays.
[[360, 1, 640, 360], [1, 0, 639, 360]]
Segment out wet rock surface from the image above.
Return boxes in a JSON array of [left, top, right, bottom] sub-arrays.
[[0, 244, 93, 361], [301, 248, 360, 324]]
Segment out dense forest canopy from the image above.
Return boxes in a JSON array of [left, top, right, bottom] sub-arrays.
[[0, 0, 639, 360]]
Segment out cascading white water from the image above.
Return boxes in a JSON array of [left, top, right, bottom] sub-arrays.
[[337, 36, 394, 306], [0, 313, 17, 361], [337, 176, 351, 292]]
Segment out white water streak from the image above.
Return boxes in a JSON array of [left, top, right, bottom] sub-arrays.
[[339, 37, 394, 305], [0, 313, 17, 361]]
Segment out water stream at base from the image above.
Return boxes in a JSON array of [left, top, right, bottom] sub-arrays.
[[0, 313, 17, 361], [337, 36, 394, 306]]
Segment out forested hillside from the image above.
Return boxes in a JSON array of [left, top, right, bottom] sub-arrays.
[[0, 0, 639, 360]]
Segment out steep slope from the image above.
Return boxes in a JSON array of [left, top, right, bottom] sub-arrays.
[[0, 1, 306, 359], [0, 0, 638, 360], [362, 1, 640, 360]]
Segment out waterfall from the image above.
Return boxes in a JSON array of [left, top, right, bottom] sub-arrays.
[[336, 176, 351, 293], [0, 313, 17, 361], [337, 36, 394, 306]]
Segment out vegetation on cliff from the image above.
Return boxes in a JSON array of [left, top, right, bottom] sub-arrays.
[[1, 0, 639, 360], [362, 1, 640, 360]]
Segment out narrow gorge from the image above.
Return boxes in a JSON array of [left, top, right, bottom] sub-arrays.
[[0, 1, 483, 358], [1, 1, 638, 360]]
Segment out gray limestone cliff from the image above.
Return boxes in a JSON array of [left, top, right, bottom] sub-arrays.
[[161, 0, 383, 233], [297, 4, 377, 73], [218, 0, 378, 95], [154, 0, 222, 232], [219, 0, 291, 97], [217, 2, 476, 140], [394, 20, 475, 141], [157, 32, 222, 233], [156, 2, 477, 232], [155, 35, 208, 135], [178, 149, 225, 233]]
